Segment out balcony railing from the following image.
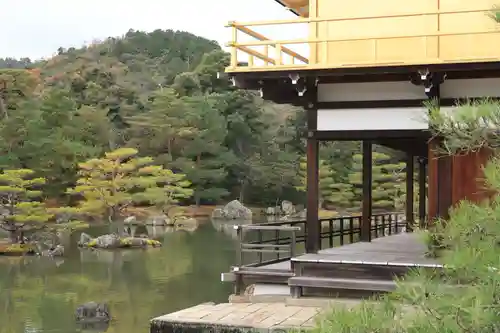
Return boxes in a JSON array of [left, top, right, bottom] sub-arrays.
[[226, 7, 500, 72], [234, 212, 406, 269]]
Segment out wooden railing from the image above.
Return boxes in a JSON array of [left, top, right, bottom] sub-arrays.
[[227, 22, 309, 68], [233, 212, 405, 269], [226, 8, 500, 70]]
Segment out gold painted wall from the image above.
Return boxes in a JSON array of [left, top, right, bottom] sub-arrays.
[[311, 0, 500, 66]]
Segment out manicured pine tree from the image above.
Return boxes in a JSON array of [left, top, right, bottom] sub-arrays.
[[0, 169, 51, 242], [349, 152, 405, 212], [297, 157, 354, 209], [64, 147, 193, 222]]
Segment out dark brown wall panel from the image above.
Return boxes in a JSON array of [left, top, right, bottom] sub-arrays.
[[451, 148, 494, 205], [429, 145, 494, 223], [427, 140, 439, 221]]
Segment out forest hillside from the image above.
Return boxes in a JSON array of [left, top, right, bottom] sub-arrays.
[[0, 29, 405, 211]]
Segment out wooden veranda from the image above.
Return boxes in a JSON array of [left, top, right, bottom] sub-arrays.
[[221, 212, 440, 299]]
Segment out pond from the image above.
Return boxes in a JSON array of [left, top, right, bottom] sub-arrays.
[[0, 221, 237, 333]]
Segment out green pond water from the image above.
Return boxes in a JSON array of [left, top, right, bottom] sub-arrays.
[[0, 221, 237, 333]]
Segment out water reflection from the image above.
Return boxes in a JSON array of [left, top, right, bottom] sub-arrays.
[[0, 222, 236, 333]]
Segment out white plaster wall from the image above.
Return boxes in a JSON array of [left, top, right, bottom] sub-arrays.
[[316, 107, 429, 131], [317, 81, 427, 102], [441, 78, 500, 99]]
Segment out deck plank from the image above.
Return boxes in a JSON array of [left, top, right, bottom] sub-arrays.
[[258, 233, 439, 270], [150, 302, 324, 332]]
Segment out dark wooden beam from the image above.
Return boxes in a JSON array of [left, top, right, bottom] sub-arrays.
[[361, 141, 372, 242], [418, 157, 427, 228], [317, 99, 427, 109], [305, 85, 320, 254], [405, 154, 414, 232], [377, 138, 428, 157], [315, 129, 430, 141], [306, 137, 319, 253]]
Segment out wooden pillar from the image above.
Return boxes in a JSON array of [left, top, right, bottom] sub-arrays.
[[437, 152, 453, 220], [361, 140, 372, 242], [418, 157, 427, 228], [405, 154, 414, 231], [305, 100, 320, 253]]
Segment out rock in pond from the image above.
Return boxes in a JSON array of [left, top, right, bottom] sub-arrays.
[[123, 215, 137, 224], [145, 214, 171, 226], [211, 200, 252, 220], [39, 244, 65, 257], [78, 232, 161, 249], [281, 200, 296, 215], [75, 301, 111, 323]]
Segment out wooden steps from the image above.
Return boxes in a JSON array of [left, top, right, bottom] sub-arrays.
[[289, 276, 397, 293], [225, 234, 443, 299], [289, 248, 442, 298]]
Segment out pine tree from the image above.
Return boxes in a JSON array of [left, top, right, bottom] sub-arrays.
[[325, 170, 355, 213], [172, 94, 234, 205], [349, 152, 405, 212], [296, 157, 349, 208], [126, 89, 196, 163], [0, 169, 51, 242], [65, 147, 193, 222]]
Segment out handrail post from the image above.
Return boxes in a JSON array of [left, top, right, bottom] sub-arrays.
[[235, 225, 242, 267], [231, 25, 238, 67], [264, 45, 269, 65], [349, 217, 354, 243], [257, 229, 263, 263], [388, 214, 393, 235], [328, 219, 334, 248], [290, 229, 296, 257], [275, 229, 280, 260], [381, 214, 387, 237], [275, 43, 283, 65], [339, 218, 344, 246]]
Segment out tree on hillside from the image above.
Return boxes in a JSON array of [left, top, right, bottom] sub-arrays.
[[0, 90, 108, 199], [126, 88, 196, 163], [0, 69, 40, 119], [0, 58, 33, 69], [65, 148, 193, 222], [325, 175, 356, 213], [0, 169, 51, 242], [240, 102, 300, 206], [219, 90, 270, 202], [349, 152, 405, 212], [321, 141, 360, 181], [193, 49, 231, 94], [296, 157, 340, 208], [172, 94, 235, 205]]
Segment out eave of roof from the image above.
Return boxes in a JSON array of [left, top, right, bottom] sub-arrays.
[[273, 0, 302, 17]]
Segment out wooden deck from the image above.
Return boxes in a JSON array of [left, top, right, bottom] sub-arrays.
[[294, 233, 440, 267], [252, 233, 440, 271], [229, 233, 441, 298]]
